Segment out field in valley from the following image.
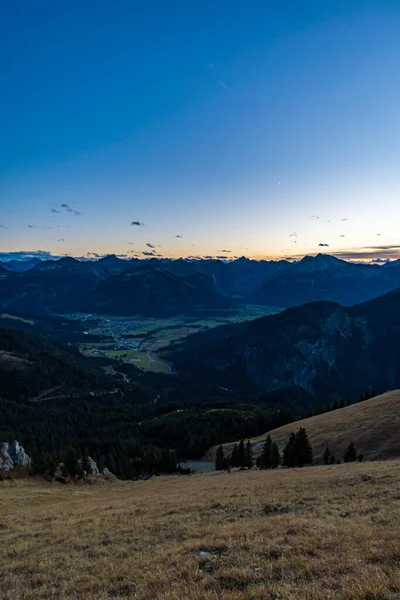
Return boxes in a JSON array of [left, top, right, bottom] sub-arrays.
[[76, 304, 278, 374], [2, 460, 400, 599]]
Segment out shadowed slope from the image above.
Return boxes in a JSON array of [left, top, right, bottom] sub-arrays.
[[207, 390, 400, 464]]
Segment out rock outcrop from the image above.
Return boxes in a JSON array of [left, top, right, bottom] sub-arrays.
[[0, 441, 31, 471]]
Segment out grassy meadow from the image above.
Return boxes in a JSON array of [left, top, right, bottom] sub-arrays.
[[1, 460, 400, 599]]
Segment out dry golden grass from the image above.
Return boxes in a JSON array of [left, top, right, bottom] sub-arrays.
[[207, 390, 400, 464], [1, 461, 400, 599]]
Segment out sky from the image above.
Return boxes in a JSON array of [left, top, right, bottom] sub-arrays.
[[1, 0, 400, 262]]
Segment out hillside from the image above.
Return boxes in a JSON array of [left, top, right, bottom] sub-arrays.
[[207, 390, 400, 464], [2, 461, 400, 600], [169, 288, 400, 401]]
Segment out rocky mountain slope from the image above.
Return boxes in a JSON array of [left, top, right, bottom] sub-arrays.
[[169, 288, 400, 402]]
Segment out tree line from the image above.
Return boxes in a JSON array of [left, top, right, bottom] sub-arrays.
[[215, 428, 364, 471]]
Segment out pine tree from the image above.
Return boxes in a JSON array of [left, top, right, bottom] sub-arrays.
[[230, 444, 239, 468], [215, 444, 226, 471], [343, 442, 357, 463], [64, 447, 83, 478], [237, 439, 245, 468], [270, 441, 281, 468], [323, 447, 331, 465], [260, 435, 272, 469], [358, 391, 365, 403], [283, 432, 296, 467], [245, 440, 253, 469], [294, 428, 313, 467]]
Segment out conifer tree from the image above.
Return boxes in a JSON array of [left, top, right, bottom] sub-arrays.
[[64, 447, 83, 478], [245, 440, 253, 469], [294, 428, 313, 467], [215, 444, 226, 471], [323, 447, 331, 465], [238, 439, 245, 468], [283, 432, 296, 467], [260, 435, 272, 469], [343, 442, 357, 463], [230, 444, 239, 468], [270, 441, 281, 468]]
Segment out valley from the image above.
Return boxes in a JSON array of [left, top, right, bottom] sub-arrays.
[[71, 304, 279, 374]]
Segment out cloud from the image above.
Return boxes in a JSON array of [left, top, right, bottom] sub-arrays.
[[216, 255, 229, 259], [218, 80, 239, 97], [175, 235, 182, 238], [146, 243, 155, 249], [371, 258, 387, 263], [61, 203, 81, 216], [341, 235, 345, 237], [318, 243, 329, 247], [309, 215, 320, 220], [218, 249, 231, 253], [0, 224, 6, 228], [289, 233, 297, 237], [328, 245, 400, 261], [142, 251, 156, 256], [131, 221, 144, 226], [341, 218, 348, 221], [51, 209, 59, 213]]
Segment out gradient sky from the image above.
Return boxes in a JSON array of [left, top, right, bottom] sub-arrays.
[[1, 1, 400, 262]]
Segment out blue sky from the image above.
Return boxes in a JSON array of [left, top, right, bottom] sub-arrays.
[[1, 1, 400, 261]]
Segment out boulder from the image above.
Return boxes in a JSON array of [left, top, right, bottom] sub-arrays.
[[9, 441, 31, 468], [87, 457, 99, 475], [0, 441, 31, 472], [0, 443, 14, 471]]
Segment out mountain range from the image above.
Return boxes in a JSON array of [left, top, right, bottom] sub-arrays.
[[1, 253, 400, 317], [168, 287, 400, 403]]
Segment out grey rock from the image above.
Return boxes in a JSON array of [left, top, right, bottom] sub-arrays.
[[102, 467, 112, 475], [0, 441, 31, 471], [10, 440, 31, 468], [0, 443, 14, 471]]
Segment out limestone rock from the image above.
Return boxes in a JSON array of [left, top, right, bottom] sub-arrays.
[[0, 440, 31, 471], [0, 443, 14, 471], [9, 440, 31, 468], [87, 457, 99, 475]]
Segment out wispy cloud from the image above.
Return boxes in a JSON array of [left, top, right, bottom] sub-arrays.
[[218, 80, 239, 97], [318, 243, 329, 247], [146, 243, 155, 249], [51, 208, 60, 213], [131, 221, 144, 226], [0, 224, 6, 228], [175, 235, 182, 238], [309, 215, 320, 220]]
